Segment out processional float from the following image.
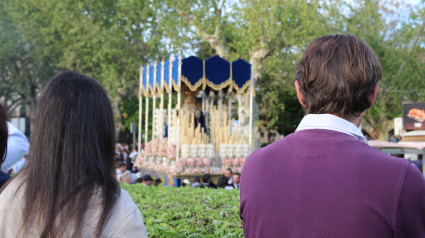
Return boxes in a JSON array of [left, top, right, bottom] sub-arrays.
[[136, 55, 254, 175]]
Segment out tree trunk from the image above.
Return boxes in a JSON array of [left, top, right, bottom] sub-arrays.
[[112, 99, 123, 139]]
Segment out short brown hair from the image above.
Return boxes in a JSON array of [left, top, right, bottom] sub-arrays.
[[295, 34, 382, 117]]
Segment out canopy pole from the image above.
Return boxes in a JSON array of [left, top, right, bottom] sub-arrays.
[[145, 65, 149, 155], [152, 62, 157, 142], [138, 66, 143, 154], [160, 60, 165, 139], [176, 55, 182, 164], [219, 90, 223, 127], [228, 93, 232, 129], [249, 66, 254, 152], [167, 56, 173, 146]]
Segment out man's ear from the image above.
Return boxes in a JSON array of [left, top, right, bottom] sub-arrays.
[[295, 81, 306, 107], [370, 84, 379, 106]]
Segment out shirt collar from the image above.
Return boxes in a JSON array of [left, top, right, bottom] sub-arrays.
[[295, 114, 367, 144]]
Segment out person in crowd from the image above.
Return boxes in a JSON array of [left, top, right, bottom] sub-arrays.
[[115, 162, 127, 181], [0, 71, 148, 237], [225, 172, 241, 190], [240, 34, 425, 237], [192, 176, 201, 188], [10, 157, 26, 175], [200, 173, 217, 189], [0, 104, 10, 187], [129, 148, 138, 162], [217, 168, 233, 188], [135, 177, 144, 184], [120, 171, 133, 185], [1, 109, 29, 173], [165, 174, 175, 187], [154, 178, 162, 186], [181, 178, 190, 187], [141, 175, 153, 186], [125, 157, 132, 171]]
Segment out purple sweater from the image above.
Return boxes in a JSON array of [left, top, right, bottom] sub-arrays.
[[240, 129, 425, 238]]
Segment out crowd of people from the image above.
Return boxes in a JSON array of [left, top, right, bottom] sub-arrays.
[[113, 141, 241, 190], [113, 146, 241, 190], [188, 168, 240, 190]]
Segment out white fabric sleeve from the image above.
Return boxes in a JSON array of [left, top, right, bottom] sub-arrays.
[[110, 209, 148, 238], [2, 122, 29, 171]]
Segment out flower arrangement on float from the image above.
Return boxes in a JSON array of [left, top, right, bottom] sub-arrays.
[[137, 56, 254, 176]]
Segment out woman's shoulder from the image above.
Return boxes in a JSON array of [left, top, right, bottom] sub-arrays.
[[101, 187, 147, 237], [0, 175, 25, 207]]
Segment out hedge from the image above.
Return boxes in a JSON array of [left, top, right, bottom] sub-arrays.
[[121, 184, 244, 238]]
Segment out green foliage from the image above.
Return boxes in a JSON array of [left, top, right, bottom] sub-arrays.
[[341, 0, 425, 139], [121, 184, 243, 238], [0, 2, 56, 119]]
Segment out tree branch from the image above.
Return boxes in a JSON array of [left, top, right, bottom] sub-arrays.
[[176, 6, 229, 59]]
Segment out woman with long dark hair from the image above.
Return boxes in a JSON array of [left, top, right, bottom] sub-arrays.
[[0, 72, 148, 237]]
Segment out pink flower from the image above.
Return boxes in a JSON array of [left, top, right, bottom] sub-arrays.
[[184, 167, 191, 174], [195, 157, 202, 167], [177, 159, 186, 167], [202, 157, 211, 167], [186, 158, 195, 167], [232, 158, 240, 166], [223, 157, 232, 167]]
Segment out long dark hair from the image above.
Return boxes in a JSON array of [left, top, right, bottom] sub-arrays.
[[6, 72, 119, 237], [0, 104, 8, 164]]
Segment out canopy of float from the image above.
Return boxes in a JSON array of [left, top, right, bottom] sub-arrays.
[[141, 55, 251, 97]]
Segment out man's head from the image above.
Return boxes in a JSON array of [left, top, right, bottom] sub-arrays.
[[154, 178, 162, 186], [120, 171, 132, 184], [117, 162, 126, 173], [233, 173, 241, 185], [142, 175, 153, 186], [225, 168, 233, 179], [202, 173, 212, 183], [295, 34, 382, 118]]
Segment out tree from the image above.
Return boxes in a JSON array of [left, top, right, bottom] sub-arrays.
[[0, 3, 56, 130], [344, 0, 425, 140], [2, 0, 166, 133], [156, 0, 342, 140]]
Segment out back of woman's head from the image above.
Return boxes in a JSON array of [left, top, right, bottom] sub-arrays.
[[30, 71, 116, 180], [18, 71, 119, 237], [0, 104, 8, 164]]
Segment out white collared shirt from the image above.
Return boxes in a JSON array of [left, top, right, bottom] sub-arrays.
[[295, 114, 367, 144]]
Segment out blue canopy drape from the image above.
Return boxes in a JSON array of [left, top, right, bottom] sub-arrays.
[[181, 56, 204, 91], [141, 55, 251, 98], [149, 64, 155, 94], [156, 62, 162, 93], [232, 59, 251, 93], [164, 59, 170, 93], [205, 55, 231, 91], [142, 67, 149, 97], [172, 58, 179, 92]]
